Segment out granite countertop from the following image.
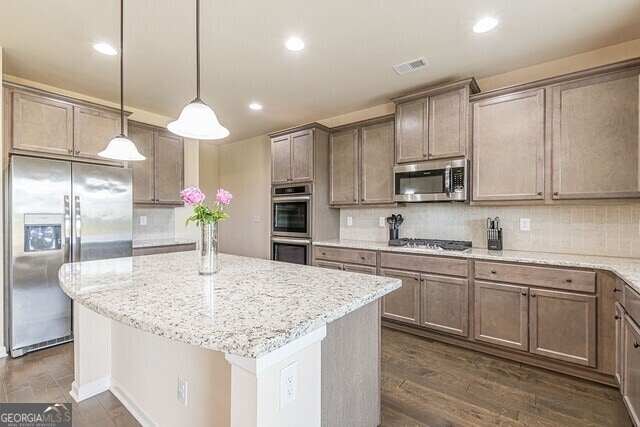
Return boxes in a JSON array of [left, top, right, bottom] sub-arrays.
[[132, 238, 197, 249], [57, 252, 400, 358], [313, 239, 640, 294]]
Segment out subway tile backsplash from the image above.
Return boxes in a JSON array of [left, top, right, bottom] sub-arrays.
[[133, 207, 175, 241], [340, 203, 640, 258]]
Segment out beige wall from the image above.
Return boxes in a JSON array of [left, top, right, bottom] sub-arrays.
[[216, 135, 271, 259], [0, 47, 5, 356], [199, 144, 220, 201]]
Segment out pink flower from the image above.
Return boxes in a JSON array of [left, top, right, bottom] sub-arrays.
[[215, 189, 233, 205], [180, 187, 205, 205]]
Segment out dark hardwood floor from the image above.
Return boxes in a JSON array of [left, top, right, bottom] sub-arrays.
[[0, 343, 139, 427], [381, 327, 632, 427]]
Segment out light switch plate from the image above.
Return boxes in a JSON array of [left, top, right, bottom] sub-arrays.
[[253, 215, 260, 223], [346, 216, 353, 226], [379, 217, 386, 227], [520, 218, 531, 232], [139, 216, 147, 226], [280, 362, 298, 409]]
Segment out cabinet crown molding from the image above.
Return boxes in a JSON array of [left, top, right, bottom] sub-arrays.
[[391, 77, 480, 104], [268, 122, 330, 138]]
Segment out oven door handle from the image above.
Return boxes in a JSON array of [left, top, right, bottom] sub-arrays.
[[271, 237, 312, 245], [272, 196, 311, 203], [444, 164, 452, 198]]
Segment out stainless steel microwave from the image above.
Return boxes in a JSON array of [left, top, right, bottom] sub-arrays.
[[393, 159, 469, 202]]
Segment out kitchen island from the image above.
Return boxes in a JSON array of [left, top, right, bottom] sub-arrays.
[[58, 252, 400, 426]]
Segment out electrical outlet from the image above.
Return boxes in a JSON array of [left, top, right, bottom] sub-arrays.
[[280, 362, 298, 409], [139, 215, 147, 226], [177, 376, 188, 406], [379, 217, 386, 227], [346, 216, 353, 226], [253, 215, 260, 223], [520, 218, 531, 232]]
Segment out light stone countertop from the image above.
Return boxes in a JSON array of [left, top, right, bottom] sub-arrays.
[[313, 239, 640, 294], [57, 252, 400, 358], [132, 238, 197, 249]]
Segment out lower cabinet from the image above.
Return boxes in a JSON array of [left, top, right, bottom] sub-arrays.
[[623, 315, 640, 425], [379, 269, 420, 325], [474, 281, 529, 351], [529, 289, 596, 367], [421, 274, 468, 337], [616, 302, 626, 389], [315, 260, 376, 275]]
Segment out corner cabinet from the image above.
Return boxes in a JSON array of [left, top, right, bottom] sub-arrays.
[[270, 127, 317, 184], [329, 116, 395, 207], [128, 122, 184, 205], [393, 78, 479, 164], [5, 84, 127, 163]]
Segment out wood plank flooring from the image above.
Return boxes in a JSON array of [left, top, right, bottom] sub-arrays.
[[0, 343, 139, 427], [381, 327, 632, 427]]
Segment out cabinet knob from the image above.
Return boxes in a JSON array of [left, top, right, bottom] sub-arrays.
[[75, 150, 80, 155], [614, 288, 621, 293], [565, 278, 572, 283], [553, 192, 559, 196], [423, 154, 427, 158], [428, 153, 433, 157], [531, 293, 537, 298], [615, 314, 621, 320], [537, 192, 543, 196], [521, 291, 527, 296], [414, 277, 418, 281], [635, 342, 640, 349], [491, 270, 497, 274], [353, 199, 357, 202], [360, 256, 365, 260], [321, 252, 326, 256], [67, 149, 73, 154]]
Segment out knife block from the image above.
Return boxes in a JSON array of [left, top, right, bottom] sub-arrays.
[[487, 229, 503, 251], [389, 229, 399, 241]]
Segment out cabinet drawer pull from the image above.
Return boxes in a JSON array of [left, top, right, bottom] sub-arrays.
[[537, 192, 543, 196], [565, 278, 572, 283], [615, 315, 621, 320], [614, 288, 621, 293], [553, 192, 559, 196], [635, 342, 640, 349], [360, 256, 365, 260], [491, 270, 497, 274], [321, 252, 326, 256]]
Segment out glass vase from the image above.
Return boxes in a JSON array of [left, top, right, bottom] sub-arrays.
[[198, 222, 218, 275]]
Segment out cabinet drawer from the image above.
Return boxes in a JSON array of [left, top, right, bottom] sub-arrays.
[[475, 261, 595, 293], [344, 264, 377, 275], [626, 285, 640, 325], [315, 246, 376, 266], [315, 260, 344, 271], [380, 252, 468, 277]]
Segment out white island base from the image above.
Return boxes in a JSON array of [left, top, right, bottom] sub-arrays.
[[70, 301, 380, 427]]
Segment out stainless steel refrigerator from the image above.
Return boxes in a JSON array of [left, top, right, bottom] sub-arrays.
[[8, 156, 132, 357]]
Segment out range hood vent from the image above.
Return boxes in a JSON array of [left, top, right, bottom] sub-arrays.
[[393, 57, 429, 75]]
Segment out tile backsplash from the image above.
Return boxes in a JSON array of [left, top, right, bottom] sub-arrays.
[[133, 207, 176, 241], [340, 203, 640, 258]]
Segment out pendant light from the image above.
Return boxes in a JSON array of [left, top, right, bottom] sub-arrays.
[[167, 0, 229, 140], [98, 0, 146, 161]]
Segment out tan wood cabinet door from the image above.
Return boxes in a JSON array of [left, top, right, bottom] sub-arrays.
[[329, 129, 359, 205], [428, 88, 467, 159], [395, 99, 428, 164], [128, 124, 155, 203], [361, 120, 394, 204], [551, 70, 640, 199], [474, 281, 529, 351], [73, 106, 121, 159], [155, 131, 184, 204], [290, 130, 314, 182], [421, 274, 468, 337], [472, 89, 546, 201], [271, 135, 291, 184], [616, 302, 626, 390], [380, 269, 420, 325], [529, 288, 596, 367], [623, 315, 640, 426], [11, 91, 73, 156]]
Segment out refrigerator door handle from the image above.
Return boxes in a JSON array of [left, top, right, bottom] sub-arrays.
[[74, 196, 81, 262], [64, 195, 71, 264]]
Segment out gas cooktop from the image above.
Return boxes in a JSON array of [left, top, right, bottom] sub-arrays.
[[388, 238, 472, 252]]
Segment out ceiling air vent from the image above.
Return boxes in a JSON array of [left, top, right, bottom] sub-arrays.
[[393, 57, 429, 75]]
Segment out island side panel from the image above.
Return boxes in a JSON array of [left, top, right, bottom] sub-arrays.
[[321, 301, 381, 426]]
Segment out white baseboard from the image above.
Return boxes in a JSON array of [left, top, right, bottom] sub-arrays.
[[110, 379, 156, 427], [70, 377, 110, 402], [0, 346, 8, 358]]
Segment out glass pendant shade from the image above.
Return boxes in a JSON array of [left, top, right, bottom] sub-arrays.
[[98, 135, 146, 161], [168, 99, 230, 140]]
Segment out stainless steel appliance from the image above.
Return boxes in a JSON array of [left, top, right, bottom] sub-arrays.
[[393, 159, 469, 202], [389, 238, 472, 251], [8, 156, 133, 357], [271, 184, 311, 238], [271, 237, 311, 265]]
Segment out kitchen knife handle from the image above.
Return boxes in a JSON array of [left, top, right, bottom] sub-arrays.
[[63, 195, 71, 264], [74, 196, 82, 262]]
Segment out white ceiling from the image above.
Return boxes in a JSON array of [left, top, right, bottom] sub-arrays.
[[1, 0, 640, 144]]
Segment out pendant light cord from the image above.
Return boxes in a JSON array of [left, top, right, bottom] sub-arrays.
[[120, 0, 125, 135], [196, 0, 201, 100]]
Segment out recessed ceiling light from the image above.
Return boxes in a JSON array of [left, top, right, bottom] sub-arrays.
[[249, 103, 263, 110], [93, 43, 117, 56], [285, 37, 305, 51], [473, 17, 499, 33]]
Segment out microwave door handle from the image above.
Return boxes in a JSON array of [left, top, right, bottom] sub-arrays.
[[444, 164, 452, 197], [74, 196, 81, 262], [63, 195, 71, 264]]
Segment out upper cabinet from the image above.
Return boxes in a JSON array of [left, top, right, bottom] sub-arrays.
[[128, 122, 184, 206], [4, 84, 127, 163], [550, 69, 640, 200], [329, 116, 395, 207], [270, 127, 318, 184], [392, 78, 479, 164], [472, 89, 546, 201]]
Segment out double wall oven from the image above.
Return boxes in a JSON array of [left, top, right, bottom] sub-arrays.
[[271, 184, 312, 265]]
